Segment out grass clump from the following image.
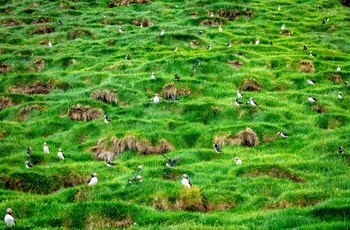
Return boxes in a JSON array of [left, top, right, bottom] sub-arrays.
[[68, 105, 103, 121], [90, 90, 118, 104]]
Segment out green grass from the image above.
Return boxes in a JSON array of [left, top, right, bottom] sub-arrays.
[[0, 0, 350, 229]]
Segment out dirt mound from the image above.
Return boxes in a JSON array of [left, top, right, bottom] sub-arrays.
[[33, 59, 45, 72], [68, 105, 103, 121], [31, 18, 51, 24], [0, 63, 10, 74], [300, 61, 315, 73], [245, 168, 306, 183], [11, 82, 54, 95], [108, 0, 150, 7], [90, 90, 118, 104], [29, 26, 55, 35], [239, 77, 263, 91], [190, 40, 199, 48], [0, 96, 13, 111], [228, 60, 243, 69], [328, 74, 343, 82], [163, 83, 177, 100], [91, 136, 174, 160], [2, 19, 23, 26], [69, 30, 93, 39], [132, 18, 153, 27]]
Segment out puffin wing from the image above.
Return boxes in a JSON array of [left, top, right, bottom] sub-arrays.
[[88, 178, 92, 184], [172, 157, 182, 165], [160, 153, 170, 160]]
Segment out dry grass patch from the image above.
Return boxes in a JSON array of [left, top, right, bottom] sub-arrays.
[[163, 83, 177, 100], [91, 136, 174, 160], [87, 216, 132, 229], [311, 104, 328, 113], [328, 74, 343, 82], [190, 39, 200, 48], [174, 187, 206, 212], [29, 26, 55, 35], [239, 77, 263, 91], [31, 18, 51, 24], [33, 59, 45, 72], [300, 61, 315, 73], [263, 135, 278, 143], [11, 82, 55, 95], [2, 19, 23, 26], [132, 18, 153, 27], [189, 12, 198, 18], [18, 105, 44, 121], [0, 63, 10, 74], [69, 30, 93, 39], [0, 96, 13, 111], [213, 128, 259, 147], [243, 9, 253, 19], [108, 0, 150, 7], [68, 105, 103, 121], [228, 60, 243, 69], [90, 90, 118, 104], [218, 9, 240, 21], [245, 168, 305, 183], [200, 19, 223, 26]]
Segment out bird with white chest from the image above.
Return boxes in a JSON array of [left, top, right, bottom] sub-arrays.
[[4, 208, 15, 228], [181, 174, 192, 188], [150, 94, 162, 103], [57, 148, 65, 160], [255, 38, 259, 45], [235, 157, 242, 165], [43, 142, 50, 154], [88, 172, 98, 186], [336, 65, 341, 72]]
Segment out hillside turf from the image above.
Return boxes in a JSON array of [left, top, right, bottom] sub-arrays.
[[0, 0, 350, 229]]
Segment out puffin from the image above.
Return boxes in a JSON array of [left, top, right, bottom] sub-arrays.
[[255, 38, 259, 45], [338, 92, 343, 100], [338, 146, 344, 154], [235, 98, 244, 106], [151, 72, 156, 80], [57, 148, 65, 160], [26, 147, 32, 156], [308, 95, 317, 103], [303, 45, 308, 51], [48, 40, 53, 47], [88, 172, 98, 186], [310, 51, 316, 57], [278, 132, 289, 137], [160, 153, 182, 167], [307, 79, 315, 85], [43, 142, 50, 154], [336, 65, 341, 72], [237, 90, 243, 98], [57, 19, 62, 25], [322, 17, 329, 24], [235, 157, 242, 165], [150, 94, 162, 103], [168, 95, 180, 101], [174, 74, 180, 80], [172, 47, 177, 52], [119, 27, 124, 33], [106, 160, 117, 167], [317, 5, 322, 10], [281, 24, 286, 30], [104, 115, 111, 123], [218, 26, 222, 32], [249, 97, 258, 106], [24, 161, 33, 169], [128, 175, 142, 183], [344, 81, 348, 87], [226, 41, 231, 48], [277, 5, 281, 10], [288, 33, 292, 38], [194, 59, 200, 66], [160, 29, 165, 36], [125, 54, 131, 61], [212, 143, 222, 153], [198, 31, 202, 36], [207, 44, 212, 50], [181, 174, 192, 188], [270, 40, 273, 46], [4, 208, 15, 228]]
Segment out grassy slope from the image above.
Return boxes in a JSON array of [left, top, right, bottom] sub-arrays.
[[0, 0, 350, 229]]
